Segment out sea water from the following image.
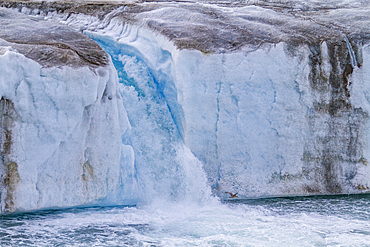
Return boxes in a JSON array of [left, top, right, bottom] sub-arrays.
[[0, 194, 369, 246]]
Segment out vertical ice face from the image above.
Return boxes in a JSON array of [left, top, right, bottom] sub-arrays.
[[0, 7, 212, 213], [42, 0, 370, 198], [86, 27, 211, 204], [175, 42, 370, 197], [0, 9, 136, 213], [299, 41, 364, 194], [174, 45, 308, 196], [85, 21, 370, 199], [1, 1, 370, 209], [0, 50, 135, 213], [0, 96, 18, 212]]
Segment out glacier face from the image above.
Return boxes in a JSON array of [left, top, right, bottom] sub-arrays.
[[175, 43, 370, 196], [88, 29, 211, 204], [0, 51, 134, 212], [0, 8, 137, 212], [1, 0, 370, 212], [48, 0, 370, 197]]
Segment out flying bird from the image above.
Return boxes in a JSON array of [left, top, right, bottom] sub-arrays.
[[225, 192, 238, 198]]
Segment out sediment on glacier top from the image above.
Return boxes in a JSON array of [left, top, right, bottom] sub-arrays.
[[0, 7, 109, 68], [0, 0, 369, 53]]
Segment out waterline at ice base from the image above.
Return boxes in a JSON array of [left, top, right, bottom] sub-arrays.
[[0, 0, 370, 245], [1, 195, 370, 246]]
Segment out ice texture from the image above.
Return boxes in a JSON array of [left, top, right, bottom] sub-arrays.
[[0, 8, 109, 68], [0, 8, 136, 213], [49, 1, 370, 197], [174, 44, 370, 196], [88, 28, 211, 204], [1, 0, 370, 213]]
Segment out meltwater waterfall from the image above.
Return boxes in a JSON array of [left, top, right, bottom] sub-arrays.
[[90, 33, 211, 204], [0, 0, 370, 213], [0, 6, 212, 213]]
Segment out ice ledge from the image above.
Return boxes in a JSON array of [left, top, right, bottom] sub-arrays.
[[1, 0, 369, 53], [0, 10, 134, 212], [0, 7, 109, 68]]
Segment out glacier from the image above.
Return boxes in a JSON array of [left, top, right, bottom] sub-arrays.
[[0, 0, 370, 213], [0, 8, 136, 212]]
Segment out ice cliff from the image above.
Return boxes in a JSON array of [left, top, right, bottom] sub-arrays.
[[0, 8, 136, 212], [1, 0, 370, 212]]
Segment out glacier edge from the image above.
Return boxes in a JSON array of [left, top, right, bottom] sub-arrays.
[[72, 8, 370, 197], [1, 1, 370, 212], [0, 48, 135, 212]]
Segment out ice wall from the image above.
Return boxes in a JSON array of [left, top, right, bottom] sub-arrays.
[[1, 1, 370, 209], [175, 43, 370, 197], [0, 49, 136, 212], [57, 7, 370, 198], [87, 28, 211, 204], [0, 8, 137, 213]]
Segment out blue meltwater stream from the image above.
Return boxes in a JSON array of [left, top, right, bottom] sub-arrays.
[[0, 194, 369, 246]]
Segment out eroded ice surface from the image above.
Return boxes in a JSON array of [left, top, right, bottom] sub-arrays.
[[1, 1, 370, 213], [0, 8, 137, 212], [0, 6, 212, 212], [47, 1, 370, 197]]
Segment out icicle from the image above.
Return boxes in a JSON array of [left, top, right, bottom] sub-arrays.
[[342, 35, 358, 68]]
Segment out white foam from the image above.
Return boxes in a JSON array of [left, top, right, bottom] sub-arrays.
[[1, 197, 369, 246]]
